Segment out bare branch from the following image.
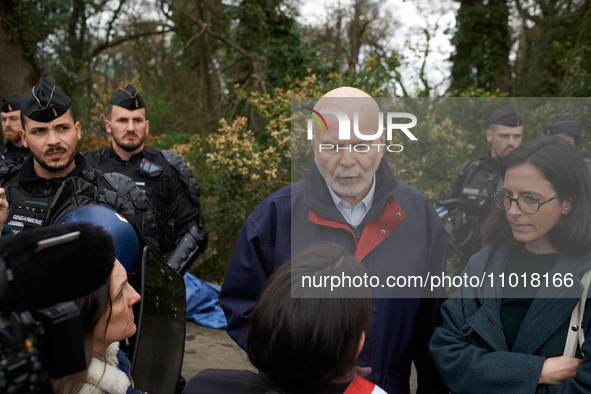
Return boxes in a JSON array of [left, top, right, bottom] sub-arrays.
[[105, 0, 128, 47], [418, 29, 431, 96], [181, 8, 267, 94], [514, 0, 542, 24], [159, 0, 174, 22], [395, 76, 409, 97], [91, 27, 174, 57], [166, 25, 207, 61]]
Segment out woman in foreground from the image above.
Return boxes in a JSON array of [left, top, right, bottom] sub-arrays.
[[51, 207, 144, 394], [184, 243, 387, 394]]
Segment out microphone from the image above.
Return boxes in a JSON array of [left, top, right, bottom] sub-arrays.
[[0, 222, 116, 311]]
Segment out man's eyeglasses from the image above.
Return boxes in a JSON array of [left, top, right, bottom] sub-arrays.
[[492, 191, 559, 215]]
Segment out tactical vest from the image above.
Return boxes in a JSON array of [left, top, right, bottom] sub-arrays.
[[0, 163, 159, 252], [84, 147, 202, 242], [458, 158, 500, 217], [84, 147, 170, 221], [0, 163, 53, 233], [4, 178, 53, 232]]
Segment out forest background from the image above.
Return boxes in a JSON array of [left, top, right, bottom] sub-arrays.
[[1, 0, 590, 281]]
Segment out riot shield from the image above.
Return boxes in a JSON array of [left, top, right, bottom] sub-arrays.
[[130, 246, 186, 394]]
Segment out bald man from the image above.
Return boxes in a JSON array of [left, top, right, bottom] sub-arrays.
[[219, 87, 447, 393]]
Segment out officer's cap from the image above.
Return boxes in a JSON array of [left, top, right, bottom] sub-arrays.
[[544, 117, 581, 137], [489, 104, 523, 127], [1, 95, 22, 113], [109, 84, 145, 110], [21, 78, 72, 122]]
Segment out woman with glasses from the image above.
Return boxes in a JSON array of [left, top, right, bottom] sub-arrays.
[[430, 136, 591, 393]]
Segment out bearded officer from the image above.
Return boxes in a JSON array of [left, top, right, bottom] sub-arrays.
[[0, 95, 30, 164], [83, 84, 207, 275]]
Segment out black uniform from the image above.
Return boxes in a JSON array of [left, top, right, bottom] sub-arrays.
[[0, 154, 159, 254], [83, 146, 207, 274], [443, 153, 501, 272], [0, 142, 30, 165]]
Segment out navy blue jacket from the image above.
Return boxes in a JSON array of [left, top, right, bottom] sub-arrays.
[[430, 242, 591, 393], [116, 349, 146, 394], [219, 159, 448, 393]]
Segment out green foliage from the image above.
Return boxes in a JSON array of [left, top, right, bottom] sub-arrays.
[[393, 111, 474, 202], [14, 0, 70, 61], [511, 1, 591, 96], [321, 52, 405, 96], [557, 44, 591, 97], [167, 117, 288, 280], [449, 0, 511, 93]]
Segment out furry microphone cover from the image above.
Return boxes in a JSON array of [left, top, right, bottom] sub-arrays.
[[0, 222, 116, 311]]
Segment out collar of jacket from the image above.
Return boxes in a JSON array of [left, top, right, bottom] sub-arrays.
[[1, 142, 29, 153], [303, 158, 406, 261], [303, 157, 399, 223], [108, 145, 146, 163], [471, 153, 500, 170], [80, 342, 132, 394], [467, 242, 591, 299], [17, 153, 86, 184], [461, 242, 591, 353]]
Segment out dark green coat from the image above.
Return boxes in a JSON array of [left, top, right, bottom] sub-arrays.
[[430, 242, 591, 393]]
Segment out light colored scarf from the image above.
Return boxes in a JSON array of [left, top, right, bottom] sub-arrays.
[[79, 342, 131, 394]]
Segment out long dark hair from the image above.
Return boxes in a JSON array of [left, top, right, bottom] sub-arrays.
[[51, 274, 113, 394], [481, 136, 591, 256], [247, 243, 370, 393]]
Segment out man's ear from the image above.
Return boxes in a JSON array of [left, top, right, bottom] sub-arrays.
[[145, 120, 149, 135], [20, 129, 27, 148], [486, 129, 493, 143], [105, 119, 112, 135], [75, 121, 82, 141]]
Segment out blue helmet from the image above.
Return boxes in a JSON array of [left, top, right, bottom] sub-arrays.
[[58, 205, 139, 273]]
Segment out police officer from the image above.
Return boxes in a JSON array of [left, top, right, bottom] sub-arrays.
[[0, 78, 158, 253], [544, 116, 591, 176], [443, 104, 523, 273], [0, 95, 30, 164], [83, 84, 207, 275]]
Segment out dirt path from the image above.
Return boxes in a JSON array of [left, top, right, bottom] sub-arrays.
[[181, 322, 255, 379], [181, 322, 417, 391]]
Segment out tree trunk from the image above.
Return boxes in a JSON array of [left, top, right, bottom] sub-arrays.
[[0, 0, 38, 97]]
